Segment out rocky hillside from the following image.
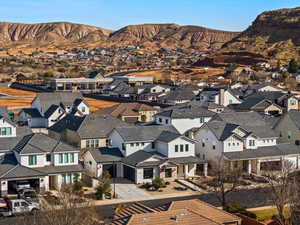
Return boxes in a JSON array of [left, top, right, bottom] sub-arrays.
[[0, 22, 238, 51], [222, 7, 300, 62], [109, 24, 239, 50], [0, 22, 110, 43]]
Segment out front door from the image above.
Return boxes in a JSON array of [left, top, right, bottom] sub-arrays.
[[177, 165, 185, 178]]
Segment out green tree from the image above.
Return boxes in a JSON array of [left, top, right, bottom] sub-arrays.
[[152, 177, 165, 190], [288, 59, 299, 73], [95, 170, 111, 200]]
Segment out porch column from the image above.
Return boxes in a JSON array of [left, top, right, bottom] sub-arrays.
[[0, 180, 8, 197], [229, 161, 234, 171], [256, 160, 261, 175], [203, 163, 208, 177], [184, 164, 189, 178], [280, 157, 285, 172], [247, 160, 252, 175]]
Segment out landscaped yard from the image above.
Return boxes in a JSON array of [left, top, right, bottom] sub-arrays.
[[250, 207, 290, 222]]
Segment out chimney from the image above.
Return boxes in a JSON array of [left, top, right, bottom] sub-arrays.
[[220, 89, 225, 106]]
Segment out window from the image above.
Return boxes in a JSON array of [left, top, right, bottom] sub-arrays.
[[288, 131, 292, 139], [249, 140, 255, 147], [175, 145, 179, 152], [58, 153, 75, 164], [237, 142, 239, 146], [29, 155, 37, 165], [141, 143, 145, 146], [106, 139, 111, 146], [202, 142, 205, 147], [228, 143, 231, 147], [159, 118, 162, 123], [180, 145, 184, 152], [86, 139, 99, 148], [200, 117, 205, 123], [185, 144, 189, 152], [81, 107, 86, 112], [46, 154, 51, 162], [21, 202, 29, 207], [232, 143, 235, 146], [165, 119, 169, 124], [212, 145, 216, 150], [152, 142, 155, 149], [130, 143, 134, 147], [0, 127, 12, 136], [229, 99, 233, 104], [136, 143, 139, 147], [122, 143, 126, 151], [143, 168, 153, 179]]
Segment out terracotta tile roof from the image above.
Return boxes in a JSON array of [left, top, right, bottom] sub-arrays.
[[126, 209, 222, 225], [236, 214, 264, 225], [168, 199, 241, 224]]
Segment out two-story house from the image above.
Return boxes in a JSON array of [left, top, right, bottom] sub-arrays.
[[0, 133, 83, 196], [193, 112, 300, 175], [197, 88, 242, 106], [49, 114, 128, 149], [19, 92, 89, 128], [97, 125, 207, 184], [155, 102, 216, 134]]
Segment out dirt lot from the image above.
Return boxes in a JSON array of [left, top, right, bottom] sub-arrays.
[[0, 88, 119, 111]]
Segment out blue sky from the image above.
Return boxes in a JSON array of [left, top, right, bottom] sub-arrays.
[[0, 0, 299, 31]]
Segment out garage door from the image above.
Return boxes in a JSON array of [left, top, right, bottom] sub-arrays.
[[103, 164, 117, 178], [123, 165, 136, 182]]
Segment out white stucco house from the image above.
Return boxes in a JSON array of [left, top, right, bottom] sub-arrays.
[[19, 92, 89, 128], [193, 112, 300, 175], [84, 125, 207, 184], [155, 103, 216, 134], [0, 133, 83, 196]]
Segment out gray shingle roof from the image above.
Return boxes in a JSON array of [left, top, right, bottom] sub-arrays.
[[88, 147, 123, 163], [156, 104, 216, 119], [35, 164, 84, 175], [288, 110, 300, 130], [159, 89, 196, 101], [213, 112, 279, 138], [35, 92, 85, 113], [77, 114, 129, 139], [204, 121, 240, 141], [122, 150, 166, 167], [44, 105, 60, 119], [156, 131, 182, 143], [114, 125, 179, 142], [224, 143, 300, 160], [13, 133, 79, 155], [21, 108, 42, 118]]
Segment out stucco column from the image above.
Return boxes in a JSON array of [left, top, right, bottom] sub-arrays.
[[247, 160, 252, 175], [0, 180, 8, 197], [203, 163, 208, 177], [256, 160, 261, 175], [184, 164, 189, 178]]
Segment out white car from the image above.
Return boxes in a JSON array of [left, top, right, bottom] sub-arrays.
[[0, 199, 39, 217]]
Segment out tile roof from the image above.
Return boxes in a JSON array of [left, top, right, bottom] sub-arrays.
[[114, 125, 179, 142], [88, 147, 123, 163], [168, 199, 241, 224], [224, 143, 300, 160]]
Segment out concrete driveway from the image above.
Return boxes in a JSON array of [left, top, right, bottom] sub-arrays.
[[111, 178, 154, 201]]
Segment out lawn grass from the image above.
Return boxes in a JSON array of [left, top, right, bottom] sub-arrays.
[[250, 208, 278, 221]]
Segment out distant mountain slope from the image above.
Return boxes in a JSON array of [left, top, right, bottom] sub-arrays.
[[222, 7, 300, 62], [110, 24, 239, 50], [0, 22, 238, 51], [0, 22, 109, 43]]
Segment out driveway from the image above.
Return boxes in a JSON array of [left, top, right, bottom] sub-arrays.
[[111, 178, 154, 201]]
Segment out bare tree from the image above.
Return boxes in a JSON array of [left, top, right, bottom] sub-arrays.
[[262, 160, 300, 225], [209, 158, 243, 209], [23, 186, 103, 225]]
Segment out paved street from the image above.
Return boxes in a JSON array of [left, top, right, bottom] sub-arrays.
[[0, 187, 273, 224]]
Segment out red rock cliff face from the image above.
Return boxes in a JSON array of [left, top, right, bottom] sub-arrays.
[[222, 7, 300, 62], [110, 24, 239, 50]]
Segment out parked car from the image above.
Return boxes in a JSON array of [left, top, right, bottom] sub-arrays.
[[17, 189, 38, 203], [13, 180, 31, 192], [0, 199, 39, 217]]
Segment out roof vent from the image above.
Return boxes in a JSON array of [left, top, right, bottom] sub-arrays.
[[141, 217, 149, 222]]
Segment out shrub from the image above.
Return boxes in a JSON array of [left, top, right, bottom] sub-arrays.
[[165, 181, 170, 185], [152, 177, 165, 190]]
